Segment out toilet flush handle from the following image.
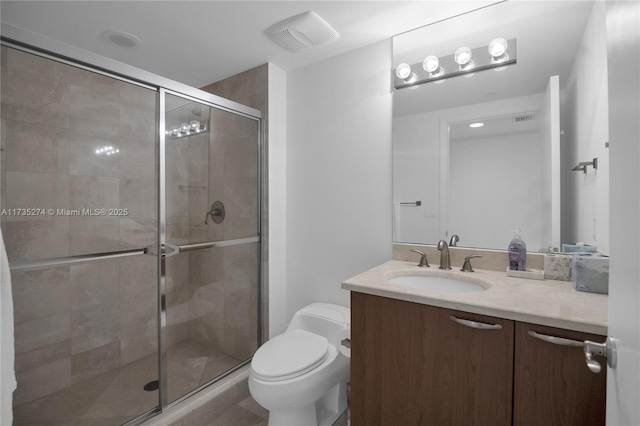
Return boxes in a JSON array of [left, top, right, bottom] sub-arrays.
[[340, 338, 351, 349]]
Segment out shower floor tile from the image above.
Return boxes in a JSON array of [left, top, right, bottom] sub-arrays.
[[13, 340, 242, 426]]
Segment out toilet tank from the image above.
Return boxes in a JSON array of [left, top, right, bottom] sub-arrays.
[[287, 303, 350, 344]]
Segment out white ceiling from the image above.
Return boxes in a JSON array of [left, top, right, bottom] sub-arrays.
[[0, 1, 498, 88]]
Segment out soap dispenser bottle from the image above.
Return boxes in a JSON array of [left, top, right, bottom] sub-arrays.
[[508, 229, 527, 271]]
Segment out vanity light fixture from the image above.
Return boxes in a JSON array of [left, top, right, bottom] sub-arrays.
[[166, 120, 209, 140], [393, 37, 517, 89]]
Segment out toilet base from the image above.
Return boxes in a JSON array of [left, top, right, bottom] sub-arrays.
[[268, 405, 316, 426], [266, 382, 348, 426]]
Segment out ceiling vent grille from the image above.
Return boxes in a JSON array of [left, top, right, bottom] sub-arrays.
[[514, 115, 536, 123], [265, 11, 340, 53]]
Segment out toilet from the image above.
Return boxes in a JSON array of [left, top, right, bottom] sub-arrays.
[[249, 303, 351, 426]]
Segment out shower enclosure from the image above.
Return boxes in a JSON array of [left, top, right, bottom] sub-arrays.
[[0, 43, 262, 425]]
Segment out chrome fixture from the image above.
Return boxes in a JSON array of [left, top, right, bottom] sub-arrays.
[[9, 247, 147, 271], [527, 330, 616, 374], [410, 249, 430, 267], [400, 200, 422, 206], [461, 255, 482, 272], [449, 234, 460, 247], [450, 315, 502, 330], [437, 240, 451, 270], [584, 338, 616, 373], [166, 119, 209, 139], [393, 37, 517, 89], [205, 200, 225, 224], [571, 158, 598, 174]]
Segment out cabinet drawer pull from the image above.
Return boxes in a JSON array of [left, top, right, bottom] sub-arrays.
[[449, 315, 502, 330], [528, 330, 584, 347]]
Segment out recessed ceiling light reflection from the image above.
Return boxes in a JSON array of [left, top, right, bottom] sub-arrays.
[[469, 122, 484, 128], [95, 146, 120, 156]]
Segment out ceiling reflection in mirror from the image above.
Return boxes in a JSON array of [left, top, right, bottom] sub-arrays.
[[392, 1, 608, 252]]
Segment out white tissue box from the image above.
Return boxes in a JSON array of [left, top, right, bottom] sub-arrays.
[[571, 253, 609, 294], [544, 253, 572, 281]]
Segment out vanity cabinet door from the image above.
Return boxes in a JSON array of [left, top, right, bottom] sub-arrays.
[[513, 322, 607, 426], [351, 292, 514, 426]]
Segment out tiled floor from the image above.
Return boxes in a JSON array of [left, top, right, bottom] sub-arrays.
[[13, 340, 242, 426], [208, 396, 269, 426], [207, 395, 348, 426]]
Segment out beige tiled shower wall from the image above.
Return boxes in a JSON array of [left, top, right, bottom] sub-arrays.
[[0, 46, 158, 405]]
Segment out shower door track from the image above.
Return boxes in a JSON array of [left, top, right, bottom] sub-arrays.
[[8, 247, 148, 271]]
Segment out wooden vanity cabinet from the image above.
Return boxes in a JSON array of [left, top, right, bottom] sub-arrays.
[[350, 292, 607, 426], [351, 292, 514, 426], [513, 322, 606, 426]]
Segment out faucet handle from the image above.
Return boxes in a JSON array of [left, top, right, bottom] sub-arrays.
[[410, 249, 430, 267], [461, 255, 482, 272]]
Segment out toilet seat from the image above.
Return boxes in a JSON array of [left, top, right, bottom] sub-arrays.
[[251, 329, 330, 382]]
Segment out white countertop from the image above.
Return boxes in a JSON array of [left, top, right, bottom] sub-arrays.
[[342, 260, 608, 335]]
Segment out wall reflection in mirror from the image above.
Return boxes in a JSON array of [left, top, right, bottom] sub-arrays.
[[392, 1, 610, 254]]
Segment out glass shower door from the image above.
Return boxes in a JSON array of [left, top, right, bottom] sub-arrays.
[[1, 46, 159, 425], [162, 92, 261, 404]]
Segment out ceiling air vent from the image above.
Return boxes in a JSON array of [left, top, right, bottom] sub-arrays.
[[265, 11, 340, 53], [514, 115, 536, 123]]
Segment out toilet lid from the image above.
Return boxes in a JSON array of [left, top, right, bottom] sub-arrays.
[[251, 329, 329, 382]]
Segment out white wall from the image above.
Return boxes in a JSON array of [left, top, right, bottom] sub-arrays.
[[267, 63, 288, 337], [563, 1, 610, 254], [285, 40, 393, 319]]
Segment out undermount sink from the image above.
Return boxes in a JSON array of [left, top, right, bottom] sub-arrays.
[[389, 274, 486, 293]]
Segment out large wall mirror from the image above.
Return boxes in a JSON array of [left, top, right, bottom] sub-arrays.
[[392, 1, 610, 254]]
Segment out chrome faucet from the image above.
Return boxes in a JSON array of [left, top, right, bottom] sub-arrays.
[[437, 240, 452, 270], [410, 249, 430, 267], [449, 234, 460, 247]]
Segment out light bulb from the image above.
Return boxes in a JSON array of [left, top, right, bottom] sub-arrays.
[[180, 123, 190, 134], [454, 47, 472, 66], [423, 56, 440, 73], [189, 120, 200, 131], [395, 63, 412, 80], [488, 38, 508, 59]]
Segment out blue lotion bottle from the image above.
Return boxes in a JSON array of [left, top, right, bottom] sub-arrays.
[[508, 229, 527, 271]]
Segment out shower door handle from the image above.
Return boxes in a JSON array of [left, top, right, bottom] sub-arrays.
[[160, 243, 180, 258]]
